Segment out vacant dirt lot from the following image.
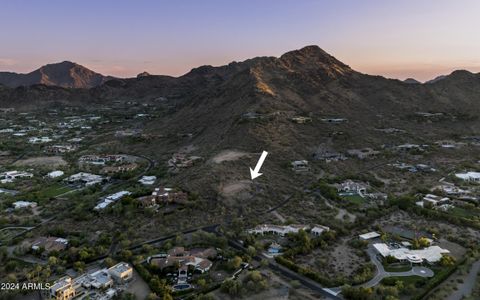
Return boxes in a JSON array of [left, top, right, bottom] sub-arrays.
[[296, 237, 368, 278], [212, 150, 249, 164], [14, 156, 67, 168]]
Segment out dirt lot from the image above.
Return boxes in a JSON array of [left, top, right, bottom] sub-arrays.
[[211, 150, 249, 164], [210, 268, 329, 300], [374, 210, 480, 242], [296, 237, 368, 278], [13, 156, 67, 168]]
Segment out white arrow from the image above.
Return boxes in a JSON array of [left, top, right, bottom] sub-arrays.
[[250, 151, 268, 180]]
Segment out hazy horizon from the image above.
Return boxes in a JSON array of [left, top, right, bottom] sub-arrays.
[[1, 0, 480, 82]]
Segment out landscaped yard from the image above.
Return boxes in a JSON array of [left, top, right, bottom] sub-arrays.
[[383, 263, 412, 272], [449, 207, 479, 219], [341, 193, 365, 205], [34, 184, 72, 199]]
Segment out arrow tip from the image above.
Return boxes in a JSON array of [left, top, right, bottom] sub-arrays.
[[250, 167, 263, 180]]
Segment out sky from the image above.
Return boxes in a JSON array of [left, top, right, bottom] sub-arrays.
[[1, 0, 479, 82]]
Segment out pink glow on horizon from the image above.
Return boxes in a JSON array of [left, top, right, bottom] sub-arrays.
[[1, 1, 479, 82]]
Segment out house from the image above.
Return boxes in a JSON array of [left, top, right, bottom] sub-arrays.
[[50, 276, 76, 300], [65, 172, 106, 187], [335, 180, 369, 195], [137, 187, 188, 207], [46, 171, 64, 179], [311, 225, 330, 236], [94, 191, 131, 210], [12, 201, 37, 210], [248, 224, 309, 236], [45, 144, 77, 154], [321, 118, 347, 123], [138, 175, 156, 185], [347, 148, 380, 159], [417, 194, 453, 211], [75, 269, 113, 289], [291, 116, 312, 124], [291, 160, 310, 172], [168, 153, 203, 171], [115, 129, 141, 137], [28, 136, 53, 144], [396, 144, 426, 152], [101, 163, 138, 174], [0, 171, 33, 183], [31, 237, 68, 253], [108, 262, 133, 283], [79, 155, 127, 166], [359, 231, 381, 240], [435, 140, 465, 149], [312, 149, 346, 162], [149, 247, 217, 283], [437, 184, 469, 196], [0, 107, 15, 113], [455, 171, 480, 182], [373, 243, 449, 264]]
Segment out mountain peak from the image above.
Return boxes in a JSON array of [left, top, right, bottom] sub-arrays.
[[278, 45, 353, 77], [137, 71, 151, 78], [0, 61, 111, 88]]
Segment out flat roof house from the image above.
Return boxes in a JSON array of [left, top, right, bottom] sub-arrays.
[[311, 225, 330, 236], [12, 201, 37, 210], [46, 170, 65, 179], [138, 175, 157, 185], [373, 243, 449, 264], [359, 231, 381, 240], [50, 276, 76, 300], [291, 160, 310, 172], [31, 237, 68, 253], [108, 262, 133, 283], [248, 224, 309, 236], [455, 171, 480, 182], [65, 172, 105, 187]]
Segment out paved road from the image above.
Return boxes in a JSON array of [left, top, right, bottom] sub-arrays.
[[359, 246, 434, 288], [227, 237, 342, 300], [447, 259, 480, 300]]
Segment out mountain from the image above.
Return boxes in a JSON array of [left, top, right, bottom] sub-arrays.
[[137, 71, 151, 78], [3, 45, 480, 204], [425, 74, 447, 84], [403, 78, 421, 84], [0, 61, 113, 88]]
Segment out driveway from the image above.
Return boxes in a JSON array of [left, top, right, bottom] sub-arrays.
[[447, 259, 480, 300], [359, 245, 434, 288]]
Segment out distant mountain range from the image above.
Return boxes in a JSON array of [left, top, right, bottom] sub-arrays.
[[0, 61, 114, 88], [1, 46, 480, 115], [0, 51, 471, 90]]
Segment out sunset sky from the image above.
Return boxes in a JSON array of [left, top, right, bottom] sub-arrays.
[[1, 0, 479, 81]]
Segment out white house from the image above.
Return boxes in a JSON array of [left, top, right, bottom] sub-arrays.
[[248, 224, 309, 236], [65, 172, 105, 186], [12, 201, 37, 209], [94, 191, 131, 210], [291, 160, 310, 172], [373, 243, 449, 264], [46, 170, 65, 179], [359, 232, 381, 240], [311, 225, 330, 236], [455, 171, 480, 182], [28, 136, 53, 144], [138, 175, 157, 185], [0, 171, 33, 183], [336, 180, 369, 195]]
